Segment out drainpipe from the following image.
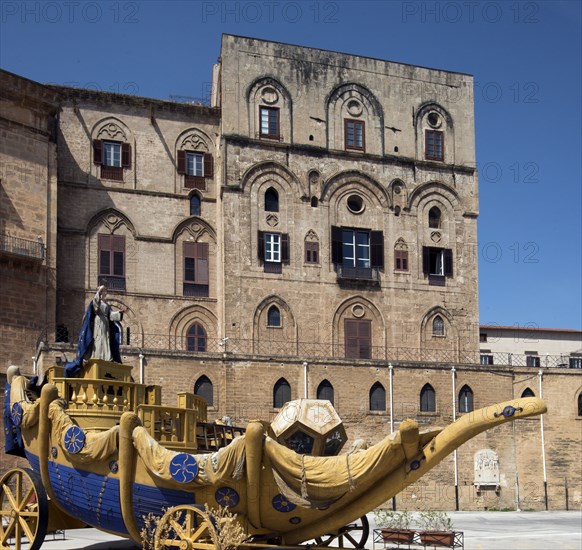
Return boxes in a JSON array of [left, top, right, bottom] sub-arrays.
[[303, 361, 308, 399], [139, 352, 145, 384], [538, 370, 548, 510], [389, 363, 395, 510], [451, 365, 459, 511]]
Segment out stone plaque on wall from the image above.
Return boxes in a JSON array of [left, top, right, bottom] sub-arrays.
[[474, 449, 500, 488]]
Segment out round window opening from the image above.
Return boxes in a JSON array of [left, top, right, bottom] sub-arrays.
[[347, 195, 364, 214], [427, 112, 441, 128]]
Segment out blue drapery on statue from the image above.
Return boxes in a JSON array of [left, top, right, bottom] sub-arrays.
[[65, 301, 123, 377], [3, 382, 25, 457]]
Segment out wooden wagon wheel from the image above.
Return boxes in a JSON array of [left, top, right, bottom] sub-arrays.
[[314, 515, 370, 549], [0, 468, 48, 550], [154, 505, 217, 550]]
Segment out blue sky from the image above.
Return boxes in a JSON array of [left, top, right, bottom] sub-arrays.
[[1, 0, 580, 329]]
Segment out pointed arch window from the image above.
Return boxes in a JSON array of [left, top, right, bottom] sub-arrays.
[[369, 382, 386, 411], [194, 375, 213, 406], [394, 239, 409, 272], [267, 305, 281, 327], [521, 387, 535, 398], [432, 315, 445, 337], [317, 380, 334, 405], [265, 187, 279, 212], [273, 378, 291, 408], [190, 194, 201, 217], [459, 385, 474, 413], [187, 322, 207, 352], [428, 206, 442, 228], [420, 383, 436, 412]]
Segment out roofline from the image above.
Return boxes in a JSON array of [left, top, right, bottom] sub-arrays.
[[480, 325, 582, 334], [221, 33, 474, 78]]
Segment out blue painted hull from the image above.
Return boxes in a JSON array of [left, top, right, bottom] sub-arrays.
[[26, 452, 195, 537]]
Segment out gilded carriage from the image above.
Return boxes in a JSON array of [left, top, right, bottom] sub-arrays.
[[2, 359, 547, 550]]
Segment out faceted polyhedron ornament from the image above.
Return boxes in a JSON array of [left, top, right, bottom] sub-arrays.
[[270, 399, 347, 456]]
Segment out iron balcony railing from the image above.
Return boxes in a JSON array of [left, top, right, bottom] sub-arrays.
[[38, 326, 582, 368], [0, 234, 45, 260]]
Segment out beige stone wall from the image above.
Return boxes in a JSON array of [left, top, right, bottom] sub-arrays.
[[0, 71, 59, 373]]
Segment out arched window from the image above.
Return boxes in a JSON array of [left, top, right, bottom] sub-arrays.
[[194, 375, 213, 406], [317, 380, 334, 405], [190, 194, 201, 216], [521, 387, 535, 398], [265, 187, 279, 212], [273, 378, 291, 408], [459, 385, 474, 413], [420, 383, 436, 412], [578, 393, 582, 417], [369, 382, 386, 411], [428, 206, 441, 228], [432, 316, 445, 337], [267, 305, 281, 327], [310, 196, 318, 208], [187, 322, 206, 352]]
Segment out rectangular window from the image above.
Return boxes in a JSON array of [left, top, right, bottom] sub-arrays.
[[305, 241, 319, 264], [480, 333, 488, 343], [569, 356, 582, 369], [423, 246, 453, 285], [98, 234, 125, 290], [103, 142, 121, 167], [342, 229, 370, 268], [331, 226, 382, 280], [526, 355, 540, 367], [183, 242, 209, 297], [425, 130, 444, 161], [258, 231, 289, 272], [186, 152, 204, 176], [345, 319, 372, 359], [260, 106, 280, 139], [177, 151, 213, 190], [480, 354, 494, 365], [345, 119, 365, 151], [394, 250, 409, 271], [94, 140, 130, 181]]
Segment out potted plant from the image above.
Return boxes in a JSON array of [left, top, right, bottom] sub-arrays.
[[373, 509, 415, 544], [418, 511, 455, 547]]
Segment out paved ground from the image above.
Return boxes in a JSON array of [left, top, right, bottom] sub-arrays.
[[37, 511, 582, 549]]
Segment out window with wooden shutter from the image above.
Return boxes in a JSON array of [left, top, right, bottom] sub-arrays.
[[203, 153, 213, 178], [423, 247, 453, 285], [316, 380, 334, 405], [420, 384, 436, 412], [344, 119, 365, 151], [183, 242, 209, 297], [194, 374, 212, 403], [273, 378, 291, 408], [93, 139, 103, 164], [98, 234, 126, 290], [331, 226, 343, 265], [370, 231, 384, 269], [121, 143, 131, 168], [425, 130, 444, 161], [369, 382, 386, 411], [281, 233, 289, 264], [305, 241, 319, 264], [344, 318, 372, 359], [395, 249, 409, 271]]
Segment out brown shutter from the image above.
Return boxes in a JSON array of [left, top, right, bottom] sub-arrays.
[[93, 139, 103, 164], [203, 153, 213, 178], [196, 243, 209, 284], [121, 143, 131, 168], [331, 226, 342, 265], [444, 248, 453, 277], [281, 233, 290, 264], [370, 231, 384, 268], [257, 231, 265, 261], [422, 246, 430, 274], [177, 150, 186, 174], [112, 235, 125, 277]]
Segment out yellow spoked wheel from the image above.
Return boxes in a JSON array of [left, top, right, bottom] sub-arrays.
[[314, 516, 370, 549], [154, 505, 217, 550], [0, 468, 48, 550]]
